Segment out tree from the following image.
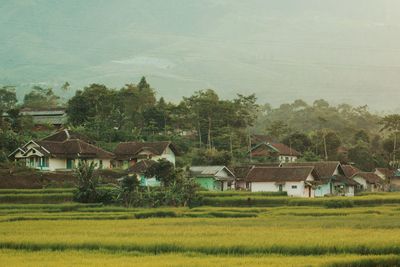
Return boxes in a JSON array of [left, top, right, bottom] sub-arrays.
[[73, 161, 99, 203], [23, 86, 60, 108], [0, 86, 17, 129], [266, 120, 290, 141], [348, 145, 376, 171], [380, 114, 400, 163], [282, 132, 312, 153], [354, 130, 370, 144], [144, 159, 176, 187], [118, 174, 140, 207]]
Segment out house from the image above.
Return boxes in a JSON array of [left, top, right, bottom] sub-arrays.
[[190, 166, 235, 191], [245, 166, 318, 197], [9, 129, 114, 171], [351, 172, 385, 192], [3, 108, 68, 129], [283, 161, 358, 197], [314, 175, 359, 197], [250, 142, 301, 163], [126, 159, 160, 187], [114, 141, 178, 169], [233, 165, 254, 190]]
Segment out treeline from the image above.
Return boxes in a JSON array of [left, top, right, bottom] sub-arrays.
[[1, 77, 399, 171]]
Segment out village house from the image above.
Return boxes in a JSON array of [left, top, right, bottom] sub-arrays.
[[2, 108, 68, 130], [283, 161, 358, 197], [113, 141, 178, 169], [250, 142, 301, 163], [245, 166, 318, 197], [351, 172, 385, 192], [9, 130, 114, 171], [190, 166, 235, 191], [341, 164, 361, 179]]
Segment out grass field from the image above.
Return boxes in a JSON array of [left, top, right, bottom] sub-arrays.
[[1, 190, 400, 266]]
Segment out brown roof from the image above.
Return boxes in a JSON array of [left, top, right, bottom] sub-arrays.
[[352, 172, 384, 185], [246, 166, 315, 182], [37, 139, 114, 159], [283, 161, 342, 178], [375, 168, 395, 179], [233, 166, 255, 180], [127, 160, 156, 174], [270, 143, 301, 156], [41, 129, 93, 144], [342, 165, 361, 178], [332, 175, 360, 186], [114, 141, 177, 160]]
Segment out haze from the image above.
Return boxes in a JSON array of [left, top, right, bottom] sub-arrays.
[[1, 0, 400, 110]]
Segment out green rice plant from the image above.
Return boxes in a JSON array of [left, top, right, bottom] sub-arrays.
[[0, 193, 73, 204], [134, 211, 177, 219]]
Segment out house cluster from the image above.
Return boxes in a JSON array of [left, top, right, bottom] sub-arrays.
[[9, 129, 400, 197]]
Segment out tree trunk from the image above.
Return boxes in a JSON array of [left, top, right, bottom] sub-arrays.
[[207, 116, 212, 150], [229, 133, 233, 157], [248, 130, 252, 162], [197, 119, 202, 148], [323, 130, 328, 161], [393, 132, 397, 163]]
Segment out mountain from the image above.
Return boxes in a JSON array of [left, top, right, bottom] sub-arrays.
[[1, 0, 400, 110]]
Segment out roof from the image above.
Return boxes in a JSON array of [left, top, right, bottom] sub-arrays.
[[233, 165, 255, 180], [375, 168, 395, 178], [246, 166, 315, 182], [41, 129, 93, 143], [250, 142, 301, 157], [114, 141, 178, 160], [190, 166, 235, 180], [127, 160, 156, 174], [37, 140, 114, 159], [283, 161, 341, 178], [352, 172, 384, 185], [19, 108, 67, 125], [342, 165, 361, 178], [332, 175, 360, 186]]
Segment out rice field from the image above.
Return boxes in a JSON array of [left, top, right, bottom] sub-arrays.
[[1, 190, 400, 266]]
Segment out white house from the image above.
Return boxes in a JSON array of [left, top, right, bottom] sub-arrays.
[[351, 172, 385, 192], [246, 166, 318, 197], [250, 142, 301, 163], [9, 130, 114, 171], [114, 141, 178, 169]]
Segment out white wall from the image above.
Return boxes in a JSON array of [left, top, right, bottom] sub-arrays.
[[49, 158, 67, 171], [353, 177, 367, 189], [145, 146, 176, 166], [251, 181, 309, 197]]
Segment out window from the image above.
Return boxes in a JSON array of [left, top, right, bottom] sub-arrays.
[[278, 184, 283, 192], [42, 157, 49, 168], [291, 185, 297, 189], [99, 160, 103, 169]]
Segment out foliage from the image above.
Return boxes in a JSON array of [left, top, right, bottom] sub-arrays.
[[73, 161, 101, 203], [22, 86, 60, 109], [191, 148, 232, 166]]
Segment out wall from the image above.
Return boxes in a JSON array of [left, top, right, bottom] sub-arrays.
[[195, 177, 216, 191], [315, 183, 332, 197], [151, 146, 176, 166], [353, 177, 367, 189], [251, 181, 308, 197], [49, 158, 67, 171]]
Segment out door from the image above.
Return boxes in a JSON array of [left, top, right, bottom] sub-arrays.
[[278, 184, 283, 192]]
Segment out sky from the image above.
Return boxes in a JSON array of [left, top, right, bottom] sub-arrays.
[[1, 0, 400, 111]]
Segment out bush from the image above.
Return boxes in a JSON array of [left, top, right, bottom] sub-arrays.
[[324, 199, 354, 208]]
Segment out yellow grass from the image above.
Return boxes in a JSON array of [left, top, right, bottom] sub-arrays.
[[0, 250, 398, 267]]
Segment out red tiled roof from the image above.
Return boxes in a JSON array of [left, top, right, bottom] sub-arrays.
[[127, 160, 156, 174], [246, 166, 315, 182]]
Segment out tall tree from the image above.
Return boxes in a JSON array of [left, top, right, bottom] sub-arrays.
[[23, 86, 60, 109], [380, 114, 400, 164]]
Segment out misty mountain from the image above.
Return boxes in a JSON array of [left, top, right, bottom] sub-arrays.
[[1, 0, 400, 110]]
